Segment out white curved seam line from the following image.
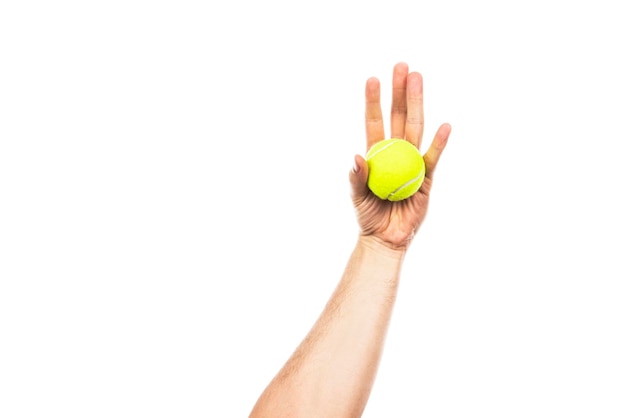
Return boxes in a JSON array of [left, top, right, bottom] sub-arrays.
[[366, 140, 400, 160], [387, 171, 425, 199]]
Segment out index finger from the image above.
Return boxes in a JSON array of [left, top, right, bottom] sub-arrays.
[[365, 77, 385, 150]]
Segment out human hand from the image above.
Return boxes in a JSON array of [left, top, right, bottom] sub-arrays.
[[349, 62, 451, 251]]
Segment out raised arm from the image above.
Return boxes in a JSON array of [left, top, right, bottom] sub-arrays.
[[249, 62, 451, 418]]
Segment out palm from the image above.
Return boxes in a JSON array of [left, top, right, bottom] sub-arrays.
[[350, 63, 451, 250], [354, 177, 432, 248]]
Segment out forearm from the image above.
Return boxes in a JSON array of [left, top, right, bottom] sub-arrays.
[[250, 235, 406, 418]]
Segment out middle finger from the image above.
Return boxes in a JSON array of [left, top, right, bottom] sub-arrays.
[[390, 62, 409, 139]]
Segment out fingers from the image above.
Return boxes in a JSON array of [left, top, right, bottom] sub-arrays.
[[423, 123, 451, 179], [405, 71, 424, 149], [365, 77, 385, 151], [390, 62, 409, 139], [367, 64, 429, 155]]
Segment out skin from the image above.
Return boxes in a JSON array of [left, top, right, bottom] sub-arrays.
[[249, 62, 451, 418]]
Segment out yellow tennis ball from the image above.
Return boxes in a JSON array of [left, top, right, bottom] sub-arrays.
[[365, 138, 426, 201]]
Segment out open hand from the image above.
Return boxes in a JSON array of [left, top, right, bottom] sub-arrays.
[[349, 62, 451, 250]]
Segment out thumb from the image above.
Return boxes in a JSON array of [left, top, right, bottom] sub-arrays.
[[349, 154, 370, 202]]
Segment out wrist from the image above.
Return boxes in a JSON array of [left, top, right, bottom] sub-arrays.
[[357, 235, 407, 262]]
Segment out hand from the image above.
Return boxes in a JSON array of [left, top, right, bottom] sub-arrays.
[[349, 62, 451, 250]]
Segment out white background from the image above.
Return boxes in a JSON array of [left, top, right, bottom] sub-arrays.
[[1, 1, 625, 417]]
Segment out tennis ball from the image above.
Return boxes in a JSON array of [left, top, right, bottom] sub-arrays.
[[365, 138, 425, 201]]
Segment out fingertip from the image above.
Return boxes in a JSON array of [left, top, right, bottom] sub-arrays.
[[435, 123, 452, 147], [394, 62, 409, 72], [366, 77, 379, 86], [354, 154, 368, 176], [424, 125, 451, 178], [350, 154, 369, 185], [441, 122, 452, 135], [408, 71, 423, 83], [352, 155, 361, 174], [366, 77, 380, 93]]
